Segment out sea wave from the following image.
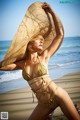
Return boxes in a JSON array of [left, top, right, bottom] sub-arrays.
[[0, 50, 8, 55], [61, 45, 80, 50], [55, 52, 80, 57], [0, 70, 22, 83], [49, 61, 80, 69], [0, 46, 9, 50]]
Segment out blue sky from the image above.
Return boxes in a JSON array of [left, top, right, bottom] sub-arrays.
[[0, 0, 80, 40]]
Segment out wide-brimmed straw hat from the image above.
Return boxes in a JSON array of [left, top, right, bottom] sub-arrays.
[[1, 2, 64, 67]]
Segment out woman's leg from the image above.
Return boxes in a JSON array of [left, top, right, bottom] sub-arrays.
[[55, 87, 80, 120], [28, 102, 58, 120], [28, 103, 49, 120]]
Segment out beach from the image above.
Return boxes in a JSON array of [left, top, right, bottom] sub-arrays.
[[0, 72, 80, 120]]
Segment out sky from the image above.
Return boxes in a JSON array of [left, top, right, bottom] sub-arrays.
[[0, 0, 80, 40]]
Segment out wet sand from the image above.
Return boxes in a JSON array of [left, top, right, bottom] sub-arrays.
[[0, 72, 80, 120]]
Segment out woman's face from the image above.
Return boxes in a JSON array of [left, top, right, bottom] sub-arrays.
[[28, 35, 44, 52]]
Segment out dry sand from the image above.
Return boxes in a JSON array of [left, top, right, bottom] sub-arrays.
[[0, 72, 80, 120]]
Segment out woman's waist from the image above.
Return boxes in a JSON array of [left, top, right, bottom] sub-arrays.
[[28, 74, 57, 93], [28, 74, 50, 85]]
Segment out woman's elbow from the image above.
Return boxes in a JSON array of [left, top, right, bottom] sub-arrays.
[[58, 27, 64, 39], [57, 34, 64, 41], [60, 34, 64, 40]]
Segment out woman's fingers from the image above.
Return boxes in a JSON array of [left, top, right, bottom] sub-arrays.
[[42, 2, 49, 8], [42, 3, 52, 13]]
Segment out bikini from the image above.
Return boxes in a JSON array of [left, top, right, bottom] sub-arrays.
[[22, 57, 58, 108], [22, 61, 47, 81]]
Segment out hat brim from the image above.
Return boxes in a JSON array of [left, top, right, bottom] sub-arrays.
[[1, 2, 64, 66]]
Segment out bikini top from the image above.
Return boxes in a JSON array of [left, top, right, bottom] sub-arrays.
[[22, 56, 47, 81]]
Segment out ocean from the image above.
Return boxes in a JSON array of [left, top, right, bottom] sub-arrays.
[[0, 37, 80, 93]]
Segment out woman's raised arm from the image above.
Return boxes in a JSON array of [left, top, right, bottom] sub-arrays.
[[42, 3, 64, 57]]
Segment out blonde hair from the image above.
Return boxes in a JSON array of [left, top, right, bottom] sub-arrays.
[[32, 34, 41, 41], [28, 34, 44, 45]]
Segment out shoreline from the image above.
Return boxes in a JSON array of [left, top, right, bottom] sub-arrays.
[[0, 72, 80, 120]]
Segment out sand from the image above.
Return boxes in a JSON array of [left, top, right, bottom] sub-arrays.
[[0, 72, 80, 120]]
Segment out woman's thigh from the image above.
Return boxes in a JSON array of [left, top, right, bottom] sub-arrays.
[[55, 87, 80, 120], [28, 102, 57, 120], [28, 103, 49, 120]]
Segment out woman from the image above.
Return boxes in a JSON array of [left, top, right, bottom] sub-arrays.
[[0, 3, 80, 120]]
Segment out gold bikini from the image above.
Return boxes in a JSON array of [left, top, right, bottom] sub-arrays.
[[22, 62, 47, 81], [22, 57, 58, 108]]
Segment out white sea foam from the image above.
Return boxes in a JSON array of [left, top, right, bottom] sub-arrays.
[[49, 61, 80, 69], [58, 61, 80, 67], [0, 70, 22, 83]]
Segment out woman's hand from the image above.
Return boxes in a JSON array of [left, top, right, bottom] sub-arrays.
[[42, 2, 53, 13], [0, 60, 23, 71]]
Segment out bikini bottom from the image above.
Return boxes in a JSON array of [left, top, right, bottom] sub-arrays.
[[28, 75, 58, 108]]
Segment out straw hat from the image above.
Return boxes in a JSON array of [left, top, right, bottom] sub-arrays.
[[1, 2, 64, 67]]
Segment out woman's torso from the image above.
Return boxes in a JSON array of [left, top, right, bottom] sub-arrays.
[[22, 55, 58, 105], [22, 55, 49, 81]]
